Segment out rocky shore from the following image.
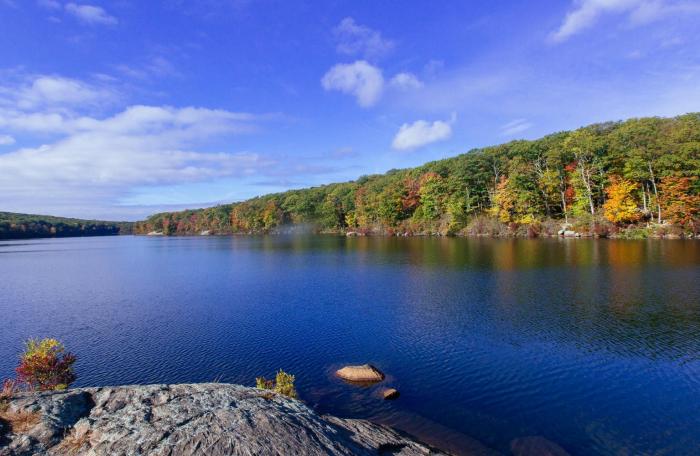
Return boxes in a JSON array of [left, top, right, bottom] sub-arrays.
[[0, 383, 449, 455]]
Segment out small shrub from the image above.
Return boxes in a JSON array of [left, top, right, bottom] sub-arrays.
[[0, 409, 41, 433], [540, 218, 560, 236], [54, 427, 92, 455], [463, 215, 508, 237], [0, 379, 17, 412], [659, 224, 684, 238], [16, 338, 76, 391], [1, 379, 16, 400], [255, 369, 297, 399], [571, 213, 593, 235], [617, 225, 652, 239], [255, 377, 274, 390], [593, 221, 612, 238], [274, 370, 297, 399]]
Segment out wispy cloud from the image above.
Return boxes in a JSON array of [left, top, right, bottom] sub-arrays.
[[0, 104, 270, 182], [115, 56, 179, 80], [321, 60, 384, 107], [550, 0, 700, 42], [65, 2, 117, 26], [0, 70, 292, 218], [0, 105, 276, 218], [331, 146, 358, 158], [323, 20, 423, 107], [389, 72, 423, 90], [333, 17, 394, 60], [390, 68, 512, 113], [500, 118, 532, 136], [0, 75, 116, 111], [392, 114, 456, 151]]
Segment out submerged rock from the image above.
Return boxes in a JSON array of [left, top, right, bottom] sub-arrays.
[[0, 383, 447, 456], [510, 436, 570, 456], [382, 388, 400, 400], [336, 364, 385, 383]]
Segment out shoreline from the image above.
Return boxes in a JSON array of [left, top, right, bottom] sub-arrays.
[[3, 231, 696, 241], [0, 383, 461, 455], [139, 230, 699, 240]]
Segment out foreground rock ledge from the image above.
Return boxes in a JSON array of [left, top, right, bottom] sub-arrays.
[[0, 383, 448, 456]]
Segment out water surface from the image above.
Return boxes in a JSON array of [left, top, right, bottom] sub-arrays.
[[1, 236, 699, 455]]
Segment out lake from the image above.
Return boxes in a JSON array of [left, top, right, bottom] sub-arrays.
[[1, 236, 699, 455]]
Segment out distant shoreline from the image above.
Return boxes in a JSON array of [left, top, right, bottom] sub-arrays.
[[135, 229, 698, 240], [2, 230, 696, 241]]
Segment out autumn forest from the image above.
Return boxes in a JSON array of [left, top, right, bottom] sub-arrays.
[[133, 113, 700, 239]]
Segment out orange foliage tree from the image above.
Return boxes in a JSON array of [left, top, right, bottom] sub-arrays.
[[659, 177, 700, 226], [603, 176, 640, 224]]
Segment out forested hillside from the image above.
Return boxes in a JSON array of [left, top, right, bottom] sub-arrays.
[[0, 212, 132, 240], [135, 114, 700, 238]]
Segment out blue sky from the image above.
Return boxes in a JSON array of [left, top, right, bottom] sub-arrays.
[[0, 0, 699, 220]]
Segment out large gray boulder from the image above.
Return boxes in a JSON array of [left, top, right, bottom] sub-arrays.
[[0, 383, 449, 455]]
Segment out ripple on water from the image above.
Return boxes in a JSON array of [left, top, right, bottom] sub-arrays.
[[0, 236, 699, 455]]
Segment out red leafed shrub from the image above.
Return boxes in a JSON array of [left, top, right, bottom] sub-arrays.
[[15, 339, 76, 391]]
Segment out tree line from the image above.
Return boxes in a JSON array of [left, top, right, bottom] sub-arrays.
[[0, 212, 132, 240], [134, 113, 700, 238]]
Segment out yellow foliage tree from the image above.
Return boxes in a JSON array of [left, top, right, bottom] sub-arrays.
[[489, 176, 516, 223], [603, 176, 640, 224]]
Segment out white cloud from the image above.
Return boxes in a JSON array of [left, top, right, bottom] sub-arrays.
[[392, 115, 455, 151], [550, 0, 700, 42], [0, 103, 261, 136], [321, 60, 384, 107], [500, 119, 533, 136], [0, 70, 284, 218], [389, 72, 423, 90], [552, 0, 639, 42], [333, 17, 394, 59], [65, 3, 117, 25], [4, 75, 114, 110], [0, 104, 279, 217]]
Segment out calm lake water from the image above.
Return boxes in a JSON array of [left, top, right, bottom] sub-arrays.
[[1, 236, 699, 455]]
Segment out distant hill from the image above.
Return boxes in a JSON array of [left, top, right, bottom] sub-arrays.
[[0, 212, 133, 240], [134, 113, 700, 238]]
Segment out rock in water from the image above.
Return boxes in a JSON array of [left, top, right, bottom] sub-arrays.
[[0, 383, 447, 456], [382, 388, 400, 400], [335, 364, 385, 383], [510, 436, 570, 456]]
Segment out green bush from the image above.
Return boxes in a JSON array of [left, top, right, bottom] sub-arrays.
[[616, 225, 652, 239], [255, 369, 297, 399]]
